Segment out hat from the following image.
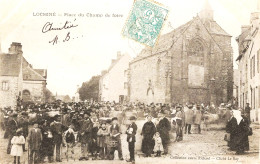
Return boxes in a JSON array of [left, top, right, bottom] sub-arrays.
[[112, 117, 118, 121], [188, 104, 193, 108], [12, 112, 18, 117], [176, 106, 182, 109], [129, 116, 136, 120]]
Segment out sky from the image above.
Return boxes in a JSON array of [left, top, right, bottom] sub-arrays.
[[0, 0, 258, 97]]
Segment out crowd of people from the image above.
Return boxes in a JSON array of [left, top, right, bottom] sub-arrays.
[[0, 100, 252, 163]]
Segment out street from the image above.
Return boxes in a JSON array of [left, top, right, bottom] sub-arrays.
[[0, 120, 259, 164]]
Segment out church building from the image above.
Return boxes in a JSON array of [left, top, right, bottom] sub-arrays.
[[128, 1, 233, 105]]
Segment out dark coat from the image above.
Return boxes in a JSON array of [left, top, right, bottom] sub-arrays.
[[156, 117, 171, 142], [126, 122, 137, 142], [226, 116, 250, 152], [7, 119, 18, 137], [41, 125, 54, 156], [226, 117, 237, 150], [28, 128, 42, 150], [141, 121, 156, 155], [50, 121, 67, 144], [79, 119, 93, 144], [110, 124, 122, 141], [18, 116, 29, 137]]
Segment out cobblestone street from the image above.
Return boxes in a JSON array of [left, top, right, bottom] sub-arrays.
[[0, 121, 259, 164]]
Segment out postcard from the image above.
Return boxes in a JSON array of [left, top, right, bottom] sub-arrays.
[[0, 0, 259, 163]]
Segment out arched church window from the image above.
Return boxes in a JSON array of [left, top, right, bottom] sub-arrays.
[[189, 40, 204, 57]]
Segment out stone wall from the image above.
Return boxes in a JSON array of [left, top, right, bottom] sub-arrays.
[[0, 76, 19, 109]]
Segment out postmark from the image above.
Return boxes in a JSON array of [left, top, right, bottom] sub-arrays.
[[122, 0, 169, 47]]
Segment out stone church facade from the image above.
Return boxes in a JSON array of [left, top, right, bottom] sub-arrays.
[[128, 2, 233, 105]]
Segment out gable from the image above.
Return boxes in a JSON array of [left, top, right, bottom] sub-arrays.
[[23, 66, 46, 81]]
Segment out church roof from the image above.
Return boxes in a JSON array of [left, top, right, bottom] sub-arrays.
[[0, 53, 21, 76], [23, 66, 46, 81], [208, 20, 231, 36], [131, 15, 231, 63]]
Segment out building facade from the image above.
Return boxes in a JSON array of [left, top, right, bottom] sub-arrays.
[[128, 1, 233, 105], [99, 52, 132, 103], [0, 42, 47, 109], [236, 4, 260, 123]]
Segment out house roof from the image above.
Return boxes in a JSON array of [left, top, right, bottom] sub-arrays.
[[235, 27, 251, 61], [34, 69, 47, 78], [23, 66, 46, 81], [0, 53, 21, 76]]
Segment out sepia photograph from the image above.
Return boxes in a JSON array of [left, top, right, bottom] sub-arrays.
[[0, 0, 259, 163]]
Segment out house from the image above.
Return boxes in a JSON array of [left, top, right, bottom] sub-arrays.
[[236, 3, 260, 123], [99, 51, 132, 103], [0, 42, 47, 109]]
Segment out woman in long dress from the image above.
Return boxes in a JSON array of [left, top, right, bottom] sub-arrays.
[[226, 110, 250, 154], [141, 115, 156, 157]]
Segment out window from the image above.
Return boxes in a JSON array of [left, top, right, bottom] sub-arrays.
[[250, 58, 252, 79], [2, 81, 9, 91], [256, 50, 260, 73], [253, 56, 255, 77]]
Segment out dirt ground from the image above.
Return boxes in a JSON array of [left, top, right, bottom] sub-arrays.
[[0, 120, 259, 164]]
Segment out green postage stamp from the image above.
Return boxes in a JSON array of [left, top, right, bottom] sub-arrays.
[[122, 0, 168, 47]]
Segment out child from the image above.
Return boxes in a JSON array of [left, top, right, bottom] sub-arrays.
[[11, 129, 25, 164], [126, 116, 137, 162], [65, 125, 75, 161], [97, 121, 109, 159], [153, 132, 163, 157], [108, 117, 123, 160]]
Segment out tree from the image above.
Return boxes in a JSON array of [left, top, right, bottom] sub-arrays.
[[63, 95, 72, 102], [43, 88, 55, 103], [79, 75, 100, 101]]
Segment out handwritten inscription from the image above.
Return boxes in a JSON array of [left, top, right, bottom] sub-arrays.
[[41, 19, 80, 45], [42, 19, 78, 33]]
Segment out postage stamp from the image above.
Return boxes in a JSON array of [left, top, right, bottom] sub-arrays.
[[122, 0, 169, 47]]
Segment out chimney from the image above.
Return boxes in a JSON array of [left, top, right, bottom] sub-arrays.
[[8, 42, 23, 55], [117, 51, 121, 59], [241, 25, 250, 33], [111, 59, 116, 64]]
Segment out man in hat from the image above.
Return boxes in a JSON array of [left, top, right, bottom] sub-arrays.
[[108, 117, 124, 160], [28, 123, 42, 164], [126, 116, 137, 162], [173, 106, 185, 141], [79, 113, 93, 161], [156, 111, 171, 155], [244, 103, 251, 124], [50, 114, 67, 162], [185, 104, 194, 134], [141, 115, 156, 157], [194, 105, 203, 134]]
